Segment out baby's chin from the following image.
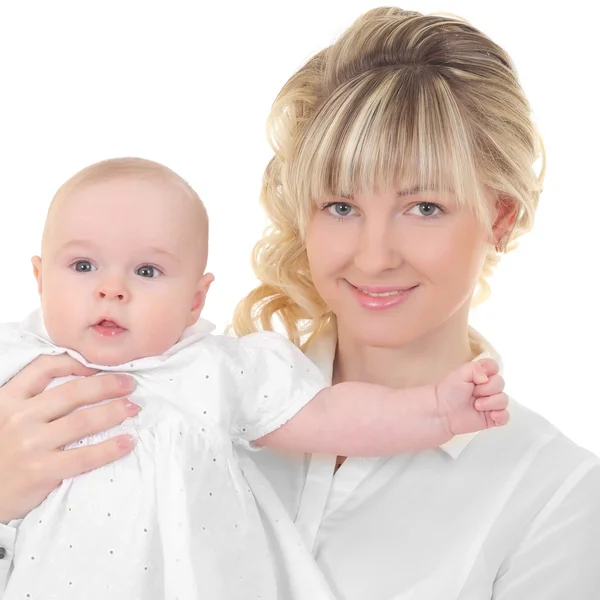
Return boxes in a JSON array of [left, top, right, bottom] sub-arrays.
[[64, 336, 157, 368], [46, 324, 177, 367], [75, 342, 144, 367]]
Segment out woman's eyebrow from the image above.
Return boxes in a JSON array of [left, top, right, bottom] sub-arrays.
[[397, 186, 431, 197]]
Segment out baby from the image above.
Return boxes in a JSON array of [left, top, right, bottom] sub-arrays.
[[1, 158, 507, 600]]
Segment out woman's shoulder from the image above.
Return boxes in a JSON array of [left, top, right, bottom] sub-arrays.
[[479, 398, 600, 504], [506, 398, 598, 464]]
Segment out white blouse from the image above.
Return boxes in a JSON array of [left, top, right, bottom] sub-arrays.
[[241, 326, 600, 599], [1, 326, 600, 599]]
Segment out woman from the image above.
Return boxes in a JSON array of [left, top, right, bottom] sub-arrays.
[[1, 7, 599, 599], [233, 7, 600, 598]]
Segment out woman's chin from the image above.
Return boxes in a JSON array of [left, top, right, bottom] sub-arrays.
[[337, 317, 422, 349]]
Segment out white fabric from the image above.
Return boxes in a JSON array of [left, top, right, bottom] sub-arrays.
[[0, 311, 334, 600], [242, 323, 600, 599], [0, 526, 16, 597], [2, 316, 600, 599]]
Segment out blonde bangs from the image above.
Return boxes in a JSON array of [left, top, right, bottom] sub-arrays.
[[288, 67, 491, 230], [233, 7, 544, 345]]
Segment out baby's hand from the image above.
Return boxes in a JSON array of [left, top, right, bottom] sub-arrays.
[[435, 358, 509, 437]]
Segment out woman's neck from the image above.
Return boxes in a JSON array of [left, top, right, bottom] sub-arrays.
[[332, 312, 475, 389]]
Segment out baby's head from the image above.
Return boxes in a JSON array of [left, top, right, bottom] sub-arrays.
[[32, 157, 213, 366]]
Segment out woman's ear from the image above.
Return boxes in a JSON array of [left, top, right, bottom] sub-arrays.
[[492, 195, 518, 250]]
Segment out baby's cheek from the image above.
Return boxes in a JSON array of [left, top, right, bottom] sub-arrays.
[[135, 306, 184, 356], [41, 291, 81, 344]]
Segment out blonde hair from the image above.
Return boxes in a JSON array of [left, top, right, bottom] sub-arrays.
[[233, 7, 545, 348]]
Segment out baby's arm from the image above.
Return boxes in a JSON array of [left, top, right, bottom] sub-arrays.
[[255, 359, 508, 455]]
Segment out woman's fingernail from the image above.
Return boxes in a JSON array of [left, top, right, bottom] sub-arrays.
[[475, 400, 484, 410], [117, 374, 135, 389], [123, 399, 141, 414], [116, 434, 136, 450]]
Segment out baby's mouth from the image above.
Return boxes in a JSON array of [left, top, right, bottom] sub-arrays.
[[98, 319, 119, 328], [92, 319, 127, 336]]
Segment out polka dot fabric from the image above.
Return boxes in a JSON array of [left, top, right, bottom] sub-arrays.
[[1, 311, 331, 600]]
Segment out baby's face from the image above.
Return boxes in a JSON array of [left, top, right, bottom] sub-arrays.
[[33, 175, 212, 366]]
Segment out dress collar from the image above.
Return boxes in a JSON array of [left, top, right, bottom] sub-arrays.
[[19, 309, 216, 370]]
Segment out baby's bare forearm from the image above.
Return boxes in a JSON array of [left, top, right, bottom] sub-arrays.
[[257, 382, 450, 455]]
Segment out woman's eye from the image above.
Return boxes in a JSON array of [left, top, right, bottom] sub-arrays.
[[136, 265, 161, 278], [72, 260, 95, 272], [408, 202, 442, 218], [325, 202, 356, 217]]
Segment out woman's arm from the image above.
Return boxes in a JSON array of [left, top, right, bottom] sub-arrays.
[[492, 459, 600, 599], [0, 354, 137, 593]]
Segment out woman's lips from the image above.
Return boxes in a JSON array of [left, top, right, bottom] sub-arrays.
[[347, 282, 418, 310]]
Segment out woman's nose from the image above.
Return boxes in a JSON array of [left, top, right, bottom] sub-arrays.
[[353, 222, 402, 275]]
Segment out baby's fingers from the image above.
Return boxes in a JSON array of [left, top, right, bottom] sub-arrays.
[[475, 392, 508, 412], [464, 361, 489, 385], [475, 358, 499, 378], [472, 374, 505, 398], [490, 409, 510, 427]]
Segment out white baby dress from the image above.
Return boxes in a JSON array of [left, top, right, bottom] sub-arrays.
[[1, 311, 335, 600]]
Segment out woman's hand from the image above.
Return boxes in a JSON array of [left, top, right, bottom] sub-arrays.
[[0, 354, 139, 523]]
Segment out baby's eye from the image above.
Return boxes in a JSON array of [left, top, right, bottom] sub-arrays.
[[136, 265, 161, 278], [72, 260, 96, 273]]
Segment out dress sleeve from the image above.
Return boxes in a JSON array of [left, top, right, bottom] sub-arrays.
[[492, 457, 600, 599], [229, 332, 327, 448]]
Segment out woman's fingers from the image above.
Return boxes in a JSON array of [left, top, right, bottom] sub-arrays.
[[29, 373, 135, 422], [44, 398, 140, 449], [2, 354, 98, 399], [54, 434, 136, 481], [0, 354, 138, 522]]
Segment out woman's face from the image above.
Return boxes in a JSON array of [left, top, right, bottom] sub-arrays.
[[305, 185, 497, 348]]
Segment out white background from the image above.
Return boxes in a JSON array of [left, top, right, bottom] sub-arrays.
[[0, 1, 598, 454]]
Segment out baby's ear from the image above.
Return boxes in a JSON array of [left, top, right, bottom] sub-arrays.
[[31, 256, 43, 294], [187, 272, 215, 326]]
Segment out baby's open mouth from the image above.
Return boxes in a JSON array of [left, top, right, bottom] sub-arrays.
[[97, 319, 119, 328], [92, 319, 127, 336]]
